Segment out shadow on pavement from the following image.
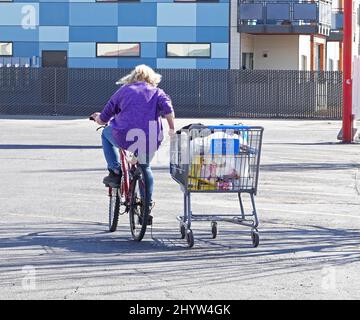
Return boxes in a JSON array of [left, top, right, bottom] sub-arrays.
[[0, 220, 359, 293], [21, 167, 169, 174], [0, 144, 101, 150], [261, 163, 360, 171], [0, 115, 84, 121]]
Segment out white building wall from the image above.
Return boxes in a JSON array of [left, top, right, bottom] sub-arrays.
[[353, 0, 360, 58], [230, 0, 241, 69], [353, 56, 360, 119], [327, 41, 340, 70], [253, 35, 299, 70], [241, 33, 255, 53], [299, 35, 311, 71]]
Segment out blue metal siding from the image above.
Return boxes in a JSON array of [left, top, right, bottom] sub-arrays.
[[141, 43, 158, 58], [13, 41, 39, 56], [0, 3, 39, 26], [196, 27, 229, 42], [157, 3, 196, 26], [117, 57, 156, 68], [40, 3, 69, 26], [196, 3, 229, 27], [4, 1, 230, 69], [69, 26, 118, 42], [69, 4, 118, 26], [68, 57, 118, 68], [157, 27, 197, 42], [39, 26, 69, 42], [157, 42, 166, 58], [118, 27, 157, 42], [118, 3, 157, 26], [68, 42, 95, 58], [197, 58, 228, 69], [157, 58, 197, 69], [0, 26, 39, 42], [211, 43, 229, 58]]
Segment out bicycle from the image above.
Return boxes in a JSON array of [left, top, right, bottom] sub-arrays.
[[90, 117, 151, 241]]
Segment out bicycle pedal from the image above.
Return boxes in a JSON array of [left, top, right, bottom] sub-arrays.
[[105, 182, 120, 188], [147, 215, 153, 226]]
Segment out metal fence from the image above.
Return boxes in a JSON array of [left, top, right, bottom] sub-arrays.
[[0, 67, 343, 119]]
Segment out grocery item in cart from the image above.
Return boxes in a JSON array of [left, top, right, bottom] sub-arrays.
[[188, 156, 217, 191]]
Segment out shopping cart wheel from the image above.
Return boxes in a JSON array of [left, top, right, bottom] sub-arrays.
[[186, 229, 194, 248], [211, 221, 218, 239], [180, 222, 186, 239], [251, 229, 260, 248]]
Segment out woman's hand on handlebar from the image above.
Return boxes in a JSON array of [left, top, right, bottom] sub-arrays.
[[90, 112, 107, 125], [168, 128, 175, 137]]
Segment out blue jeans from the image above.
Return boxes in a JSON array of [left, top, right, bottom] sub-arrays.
[[101, 126, 154, 202]]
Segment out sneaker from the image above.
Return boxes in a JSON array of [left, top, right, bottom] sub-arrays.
[[139, 201, 155, 226], [103, 170, 121, 187], [146, 215, 153, 226], [147, 201, 155, 225]]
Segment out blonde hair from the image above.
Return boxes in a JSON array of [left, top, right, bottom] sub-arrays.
[[116, 64, 162, 87]]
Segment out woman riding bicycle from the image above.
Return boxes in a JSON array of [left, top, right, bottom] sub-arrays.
[[91, 65, 175, 222]]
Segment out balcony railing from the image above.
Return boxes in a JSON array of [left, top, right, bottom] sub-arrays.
[[328, 9, 343, 41], [238, 0, 332, 36]]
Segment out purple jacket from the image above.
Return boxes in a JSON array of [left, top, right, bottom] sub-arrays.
[[100, 81, 174, 155]]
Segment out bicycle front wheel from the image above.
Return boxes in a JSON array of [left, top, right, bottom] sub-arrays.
[[108, 187, 120, 232], [129, 166, 149, 241]]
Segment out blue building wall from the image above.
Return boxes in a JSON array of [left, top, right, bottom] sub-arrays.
[[0, 1, 230, 69]]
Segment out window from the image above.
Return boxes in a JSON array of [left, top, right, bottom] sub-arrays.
[[166, 43, 211, 58], [301, 55, 308, 71], [0, 42, 13, 56], [0, 0, 13, 2], [96, 43, 140, 57], [96, 0, 139, 2], [242, 52, 254, 70], [314, 44, 324, 71], [175, 0, 218, 2]]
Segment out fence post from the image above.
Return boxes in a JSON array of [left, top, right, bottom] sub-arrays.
[[54, 68, 57, 116], [276, 70, 280, 118]]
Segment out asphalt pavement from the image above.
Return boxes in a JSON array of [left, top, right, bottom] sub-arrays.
[[0, 116, 359, 299]]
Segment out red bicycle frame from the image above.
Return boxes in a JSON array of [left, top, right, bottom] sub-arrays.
[[108, 149, 131, 201]]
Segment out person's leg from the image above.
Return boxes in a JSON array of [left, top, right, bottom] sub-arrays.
[[101, 126, 121, 186], [101, 126, 120, 174], [137, 152, 155, 204], [139, 162, 154, 225], [139, 163, 154, 205]]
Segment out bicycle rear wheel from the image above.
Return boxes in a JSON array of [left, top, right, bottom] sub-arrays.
[[129, 166, 149, 241], [108, 187, 120, 232]]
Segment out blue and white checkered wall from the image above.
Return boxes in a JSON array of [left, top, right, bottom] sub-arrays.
[[0, 1, 230, 68]]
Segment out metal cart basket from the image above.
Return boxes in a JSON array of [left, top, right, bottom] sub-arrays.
[[170, 124, 264, 248]]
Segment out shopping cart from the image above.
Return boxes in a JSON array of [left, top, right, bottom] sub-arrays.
[[170, 124, 264, 248]]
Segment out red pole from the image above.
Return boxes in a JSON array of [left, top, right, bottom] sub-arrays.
[[342, 0, 353, 143]]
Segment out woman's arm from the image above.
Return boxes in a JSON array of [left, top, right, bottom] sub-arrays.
[[157, 89, 175, 136], [93, 88, 122, 125], [165, 112, 175, 136]]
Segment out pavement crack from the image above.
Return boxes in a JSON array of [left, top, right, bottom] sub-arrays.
[[355, 169, 360, 197], [63, 280, 88, 300]]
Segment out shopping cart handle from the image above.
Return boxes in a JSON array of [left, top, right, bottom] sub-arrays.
[[176, 124, 262, 134], [176, 123, 205, 134], [207, 125, 251, 130]]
